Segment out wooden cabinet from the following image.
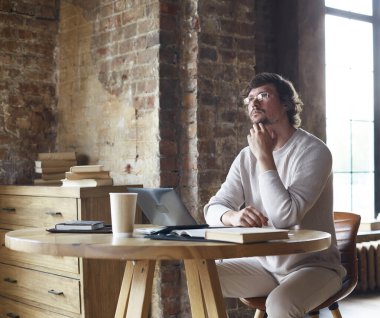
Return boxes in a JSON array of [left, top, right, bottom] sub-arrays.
[[0, 185, 141, 318]]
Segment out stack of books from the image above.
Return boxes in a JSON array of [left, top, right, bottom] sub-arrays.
[[61, 165, 113, 187], [359, 219, 380, 232], [34, 152, 77, 186]]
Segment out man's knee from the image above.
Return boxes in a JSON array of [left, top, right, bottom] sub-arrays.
[[266, 289, 304, 318]]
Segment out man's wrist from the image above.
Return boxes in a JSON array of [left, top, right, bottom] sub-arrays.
[[221, 210, 234, 226], [257, 155, 276, 172]]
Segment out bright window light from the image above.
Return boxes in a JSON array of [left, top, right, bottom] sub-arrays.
[[325, 0, 372, 15], [325, 2, 375, 220]]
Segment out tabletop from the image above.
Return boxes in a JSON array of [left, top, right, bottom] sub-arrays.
[[5, 227, 331, 260]]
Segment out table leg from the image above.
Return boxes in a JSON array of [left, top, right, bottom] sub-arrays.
[[114, 260, 156, 318], [114, 261, 134, 318], [196, 259, 227, 318], [184, 260, 207, 318], [126, 260, 156, 318]]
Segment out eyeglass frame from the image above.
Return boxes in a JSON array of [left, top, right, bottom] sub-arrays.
[[243, 92, 270, 106]]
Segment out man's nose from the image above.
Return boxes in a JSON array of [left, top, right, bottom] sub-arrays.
[[252, 101, 261, 109]]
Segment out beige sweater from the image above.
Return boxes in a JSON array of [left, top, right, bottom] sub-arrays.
[[204, 129, 346, 278]]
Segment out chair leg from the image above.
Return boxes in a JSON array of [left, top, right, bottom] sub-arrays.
[[308, 311, 319, 318], [331, 309, 343, 318], [329, 302, 343, 318], [254, 309, 266, 318]]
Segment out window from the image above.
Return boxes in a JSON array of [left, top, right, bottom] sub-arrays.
[[325, 0, 379, 220]]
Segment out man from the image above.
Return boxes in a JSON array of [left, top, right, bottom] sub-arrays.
[[204, 73, 345, 318]]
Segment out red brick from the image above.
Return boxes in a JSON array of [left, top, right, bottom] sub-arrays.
[[159, 140, 177, 156], [122, 9, 137, 25], [161, 284, 178, 298], [160, 172, 179, 187], [160, 2, 179, 15], [160, 157, 177, 171], [98, 3, 114, 18], [162, 298, 181, 316], [13, 2, 35, 16], [0, 0, 12, 12], [36, 4, 58, 19]]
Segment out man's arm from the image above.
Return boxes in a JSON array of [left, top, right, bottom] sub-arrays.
[[221, 207, 268, 227], [247, 122, 277, 173], [204, 149, 268, 228]]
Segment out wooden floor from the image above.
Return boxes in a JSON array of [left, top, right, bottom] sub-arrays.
[[309, 291, 380, 317]]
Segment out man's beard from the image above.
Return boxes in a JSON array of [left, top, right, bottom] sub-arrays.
[[256, 118, 271, 125], [251, 114, 272, 125]]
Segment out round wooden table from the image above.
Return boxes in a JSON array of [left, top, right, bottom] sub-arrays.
[[5, 228, 331, 318]]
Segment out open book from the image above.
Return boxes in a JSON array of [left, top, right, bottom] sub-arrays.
[[170, 227, 289, 244], [136, 224, 209, 235]]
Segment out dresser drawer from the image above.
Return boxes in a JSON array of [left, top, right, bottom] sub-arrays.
[[0, 263, 81, 314], [0, 195, 77, 228], [0, 295, 73, 318], [0, 230, 79, 275]]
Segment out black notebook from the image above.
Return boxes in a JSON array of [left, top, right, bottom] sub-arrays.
[[55, 220, 105, 230], [47, 224, 112, 234]]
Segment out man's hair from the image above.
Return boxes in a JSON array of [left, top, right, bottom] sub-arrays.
[[245, 72, 303, 128]]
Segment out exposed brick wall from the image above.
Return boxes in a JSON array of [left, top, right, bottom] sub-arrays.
[[157, 1, 204, 315], [254, 0, 277, 73], [159, 0, 181, 189], [197, 0, 257, 217], [197, 1, 272, 316], [57, 0, 161, 187], [177, 0, 201, 221], [0, 0, 59, 184], [158, 1, 187, 317]]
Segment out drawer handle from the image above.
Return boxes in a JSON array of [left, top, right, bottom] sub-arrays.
[[4, 277, 17, 284], [6, 313, 20, 318], [45, 211, 63, 216], [1, 207, 16, 213], [48, 289, 64, 296]]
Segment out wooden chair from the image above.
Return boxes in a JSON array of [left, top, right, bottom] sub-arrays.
[[240, 212, 361, 318]]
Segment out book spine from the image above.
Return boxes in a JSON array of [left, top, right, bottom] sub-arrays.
[[70, 165, 104, 172], [35, 159, 77, 168], [42, 173, 66, 180], [65, 171, 110, 180], [38, 152, 76, 160], [33, 179, 62, 185], [35, 166, 71, 174], [61, 178, 113, 187]]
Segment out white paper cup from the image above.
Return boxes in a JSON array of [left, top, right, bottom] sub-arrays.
[[109, 192, 138, 238]]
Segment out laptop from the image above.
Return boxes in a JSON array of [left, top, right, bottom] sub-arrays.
[[127, 187, 198, 226]]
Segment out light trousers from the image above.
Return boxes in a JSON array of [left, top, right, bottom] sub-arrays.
[[216, 257, 342, 318]]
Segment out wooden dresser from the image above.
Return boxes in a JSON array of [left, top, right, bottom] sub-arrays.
[[0, 185, 141, 318]]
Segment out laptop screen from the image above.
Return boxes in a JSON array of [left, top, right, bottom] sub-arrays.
[[127, 187, 197, 226]]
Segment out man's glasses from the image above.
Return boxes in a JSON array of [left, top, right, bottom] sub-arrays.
[[243, 92, 270, 106]]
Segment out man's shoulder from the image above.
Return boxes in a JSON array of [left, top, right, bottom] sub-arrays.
[[231, 147, 255, 167], [295, 129, 329, 148], [294, 129, 332, 161], [238, 146, 253, 159]]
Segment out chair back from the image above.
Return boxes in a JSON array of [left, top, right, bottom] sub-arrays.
[[332, 211, 361, 299], [334, 212, 360, 291], [240, 211, 362, 314]]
